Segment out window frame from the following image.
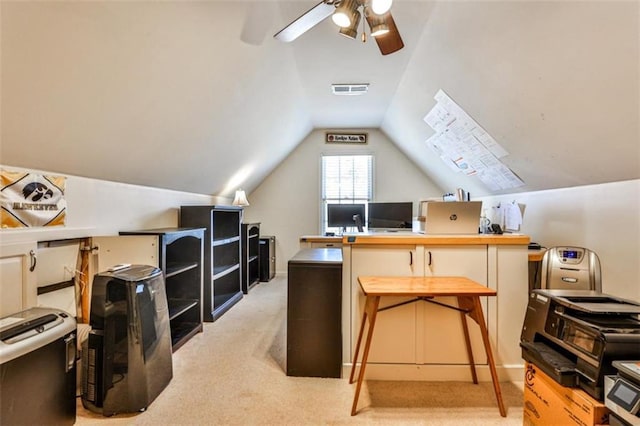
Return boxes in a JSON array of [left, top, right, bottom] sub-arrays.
[[320, 153, 374, 235]]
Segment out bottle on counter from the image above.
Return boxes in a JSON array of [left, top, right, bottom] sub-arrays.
[[480, 210, 491, 234]]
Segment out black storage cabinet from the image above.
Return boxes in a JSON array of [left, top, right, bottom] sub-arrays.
[[180, 205, 243, 322], [259, 235, 276, 282], [241, 223, 261, 293], [287, 248, 342, 378]]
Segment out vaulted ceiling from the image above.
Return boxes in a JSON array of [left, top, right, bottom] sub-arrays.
[[2, 1, 638, 197]]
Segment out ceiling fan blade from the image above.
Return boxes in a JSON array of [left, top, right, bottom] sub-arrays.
[[367, 11, 404, 55], [274, 1, 335, 43]]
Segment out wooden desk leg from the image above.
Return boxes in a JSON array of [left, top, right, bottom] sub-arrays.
[[351, 295, 380, 416], [459, 311, 478, 384], [458, 296, 506, 418], [349, 301, 370, 385]]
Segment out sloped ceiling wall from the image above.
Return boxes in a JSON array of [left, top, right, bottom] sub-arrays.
[[383, 1, 639, 196], [1, 1, 638, 197]]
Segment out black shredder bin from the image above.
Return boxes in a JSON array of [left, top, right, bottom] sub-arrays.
[[82, 265, 173, 416], [259, 236, 276, 282], [0, 307, 77, 425]]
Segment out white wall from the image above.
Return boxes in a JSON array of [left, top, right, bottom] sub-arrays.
[[246, 136, 639, 303], [480, 179, 640, 302], [243, 129, 442, 272], [3, 165, 637, 304], [0, 165, 222, 245]]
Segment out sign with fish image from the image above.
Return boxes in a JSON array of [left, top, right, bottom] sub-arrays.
[[1, 169, 67, 228]]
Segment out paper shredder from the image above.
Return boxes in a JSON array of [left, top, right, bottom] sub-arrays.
[[540, 246, 602, 291], [0, 307, 77, 425], [82, 265, 173, 416]]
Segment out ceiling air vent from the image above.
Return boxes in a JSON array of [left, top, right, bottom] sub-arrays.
[[331, 84, 369, 96]]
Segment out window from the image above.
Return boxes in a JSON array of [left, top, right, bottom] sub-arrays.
[[321, 155, 373, 234]]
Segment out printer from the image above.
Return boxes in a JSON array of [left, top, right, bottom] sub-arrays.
[[521, 289, 640, 401], [605, 360, 640, 425]]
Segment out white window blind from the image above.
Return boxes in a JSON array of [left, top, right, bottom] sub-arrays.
[[321, 155, 373, 202], [321, 155, 373, 234]]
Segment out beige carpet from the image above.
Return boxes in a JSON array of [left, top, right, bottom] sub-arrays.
[[76, 275, 524, 425]]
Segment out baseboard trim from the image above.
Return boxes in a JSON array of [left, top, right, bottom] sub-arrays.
[[342, 363, 525, 382]]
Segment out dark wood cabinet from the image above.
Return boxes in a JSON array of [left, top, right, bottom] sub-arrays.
[[119, 227, 204, 352], [180, 205, 243, 322], [287, 248, 342, 378], [241, 222, 260, 293]]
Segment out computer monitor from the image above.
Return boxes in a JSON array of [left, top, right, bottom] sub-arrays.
[[368, 202, 413, 230], [327, 204, 365, 232]]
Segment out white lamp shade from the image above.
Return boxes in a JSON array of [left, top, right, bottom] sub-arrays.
[[232, 190, 250, 206], [371, 0, 392, 15]]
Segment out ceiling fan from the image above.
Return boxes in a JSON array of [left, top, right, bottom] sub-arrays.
[[274, 0, 404, 56]]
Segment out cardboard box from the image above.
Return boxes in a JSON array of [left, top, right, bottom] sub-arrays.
[[523, 362, 610, 426]]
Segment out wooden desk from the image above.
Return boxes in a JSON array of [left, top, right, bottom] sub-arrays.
[[527, 248, 546, 262], [349, 276, 506, 417]]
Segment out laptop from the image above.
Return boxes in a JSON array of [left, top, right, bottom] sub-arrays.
[[422, 201, 482, 234]]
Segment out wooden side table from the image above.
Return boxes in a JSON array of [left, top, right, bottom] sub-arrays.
[[349, 276, 506, 417]]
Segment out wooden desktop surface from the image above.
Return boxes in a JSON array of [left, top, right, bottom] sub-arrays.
[[357, 276, 497, 297], [301, 234, 545, 261]]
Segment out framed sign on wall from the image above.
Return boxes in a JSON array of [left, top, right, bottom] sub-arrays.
[[325, 133, 367, 144]]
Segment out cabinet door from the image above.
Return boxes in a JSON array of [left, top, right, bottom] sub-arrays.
[[351, 245, 420, 363], [36, 242, 80, 317], [421, 246, 488, 364], [0, 242, 37, 317], [92, 236, 157, 270], [90, 236, 158, 286]]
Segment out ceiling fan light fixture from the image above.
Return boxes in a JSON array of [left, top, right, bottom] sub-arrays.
[[371, 0, 393, 15], [339, 26, 358, 40], [371, 23, 389, 37], [332, 0, 357, 28], [332, 11, 351, 28], [338, 9, 361, 39]]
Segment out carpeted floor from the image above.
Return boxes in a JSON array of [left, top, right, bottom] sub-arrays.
[[76, 274, 524, 425]]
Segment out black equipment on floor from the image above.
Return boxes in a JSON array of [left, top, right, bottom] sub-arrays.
[[82, 265, 173, 416], [0, 307, 77, 425], [521, 289, 640, 401], [259, 235, 276, 282]]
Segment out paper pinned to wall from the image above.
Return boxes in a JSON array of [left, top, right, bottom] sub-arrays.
[[423, 90, 524, 190], [503, 202, 524, 231], [489, 202, 525, 231]]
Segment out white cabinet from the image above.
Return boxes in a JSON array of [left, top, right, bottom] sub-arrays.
[[350, 245, 420, 363], [0, 242, 37, 317], [421, 246, 488, 364], [350, 244, 490, 366], [343, 235, 529, 381]]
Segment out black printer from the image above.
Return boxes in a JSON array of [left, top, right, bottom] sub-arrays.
[[521, 289, 640, 401]]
